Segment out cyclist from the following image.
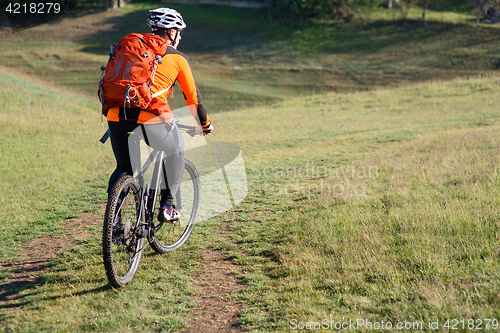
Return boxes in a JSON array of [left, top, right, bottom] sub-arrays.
[[106, 7, 213, 222]]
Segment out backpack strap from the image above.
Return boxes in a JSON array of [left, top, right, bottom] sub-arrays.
[[151, 84, 173, 98]]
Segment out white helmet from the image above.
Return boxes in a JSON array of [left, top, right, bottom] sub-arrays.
[[147, 8, 186, 31]]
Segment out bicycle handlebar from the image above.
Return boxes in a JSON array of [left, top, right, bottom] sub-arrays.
[[175, 121, 199, 137]]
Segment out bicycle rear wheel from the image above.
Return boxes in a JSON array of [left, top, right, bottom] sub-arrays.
[[149, 159, 201, 253], [103, 175, 144, 288]]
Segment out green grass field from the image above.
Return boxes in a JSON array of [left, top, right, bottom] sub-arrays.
[[1, 1, 499, 332]]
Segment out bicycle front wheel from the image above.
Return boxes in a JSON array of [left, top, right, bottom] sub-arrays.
[[149, 159, 201, 253], [103, 175, 144, 288]]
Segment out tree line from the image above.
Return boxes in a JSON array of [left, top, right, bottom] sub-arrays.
[[75, 0, 131, 10], [269, 0, 500, 24], [68, 0, 500, 24]]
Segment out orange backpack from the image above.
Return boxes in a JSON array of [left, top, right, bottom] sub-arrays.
[[98, 33, 168, 116]]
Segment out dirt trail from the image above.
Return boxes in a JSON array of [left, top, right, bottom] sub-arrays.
[[182, 249, 244, 332]]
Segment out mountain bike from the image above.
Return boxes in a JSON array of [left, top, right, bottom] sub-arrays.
[[102, 121, 201, 288]]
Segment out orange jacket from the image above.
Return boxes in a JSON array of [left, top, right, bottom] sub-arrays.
[[107, 45, 209, 126]]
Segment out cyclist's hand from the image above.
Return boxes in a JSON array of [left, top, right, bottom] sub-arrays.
[[159, 113, 171, 123], [201, 121, 213, 136]]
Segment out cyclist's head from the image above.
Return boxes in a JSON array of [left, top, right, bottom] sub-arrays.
[[148, 8, 186, 47]]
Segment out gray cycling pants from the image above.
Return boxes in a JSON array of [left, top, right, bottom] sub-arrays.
[[108, 120, 185, 207]]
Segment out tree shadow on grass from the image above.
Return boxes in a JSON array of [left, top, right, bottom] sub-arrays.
[[0, 260, 51, 306], [0, 259, 112, 310], [0, 210, 111, 310]]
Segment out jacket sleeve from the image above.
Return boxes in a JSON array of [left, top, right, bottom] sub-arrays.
[[175, 55, 210, 127]]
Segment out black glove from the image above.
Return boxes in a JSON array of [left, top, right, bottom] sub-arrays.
[[202, 121, 213, 135]]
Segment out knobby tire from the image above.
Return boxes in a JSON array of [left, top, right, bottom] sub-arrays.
[[103, 175, 144, 288]]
